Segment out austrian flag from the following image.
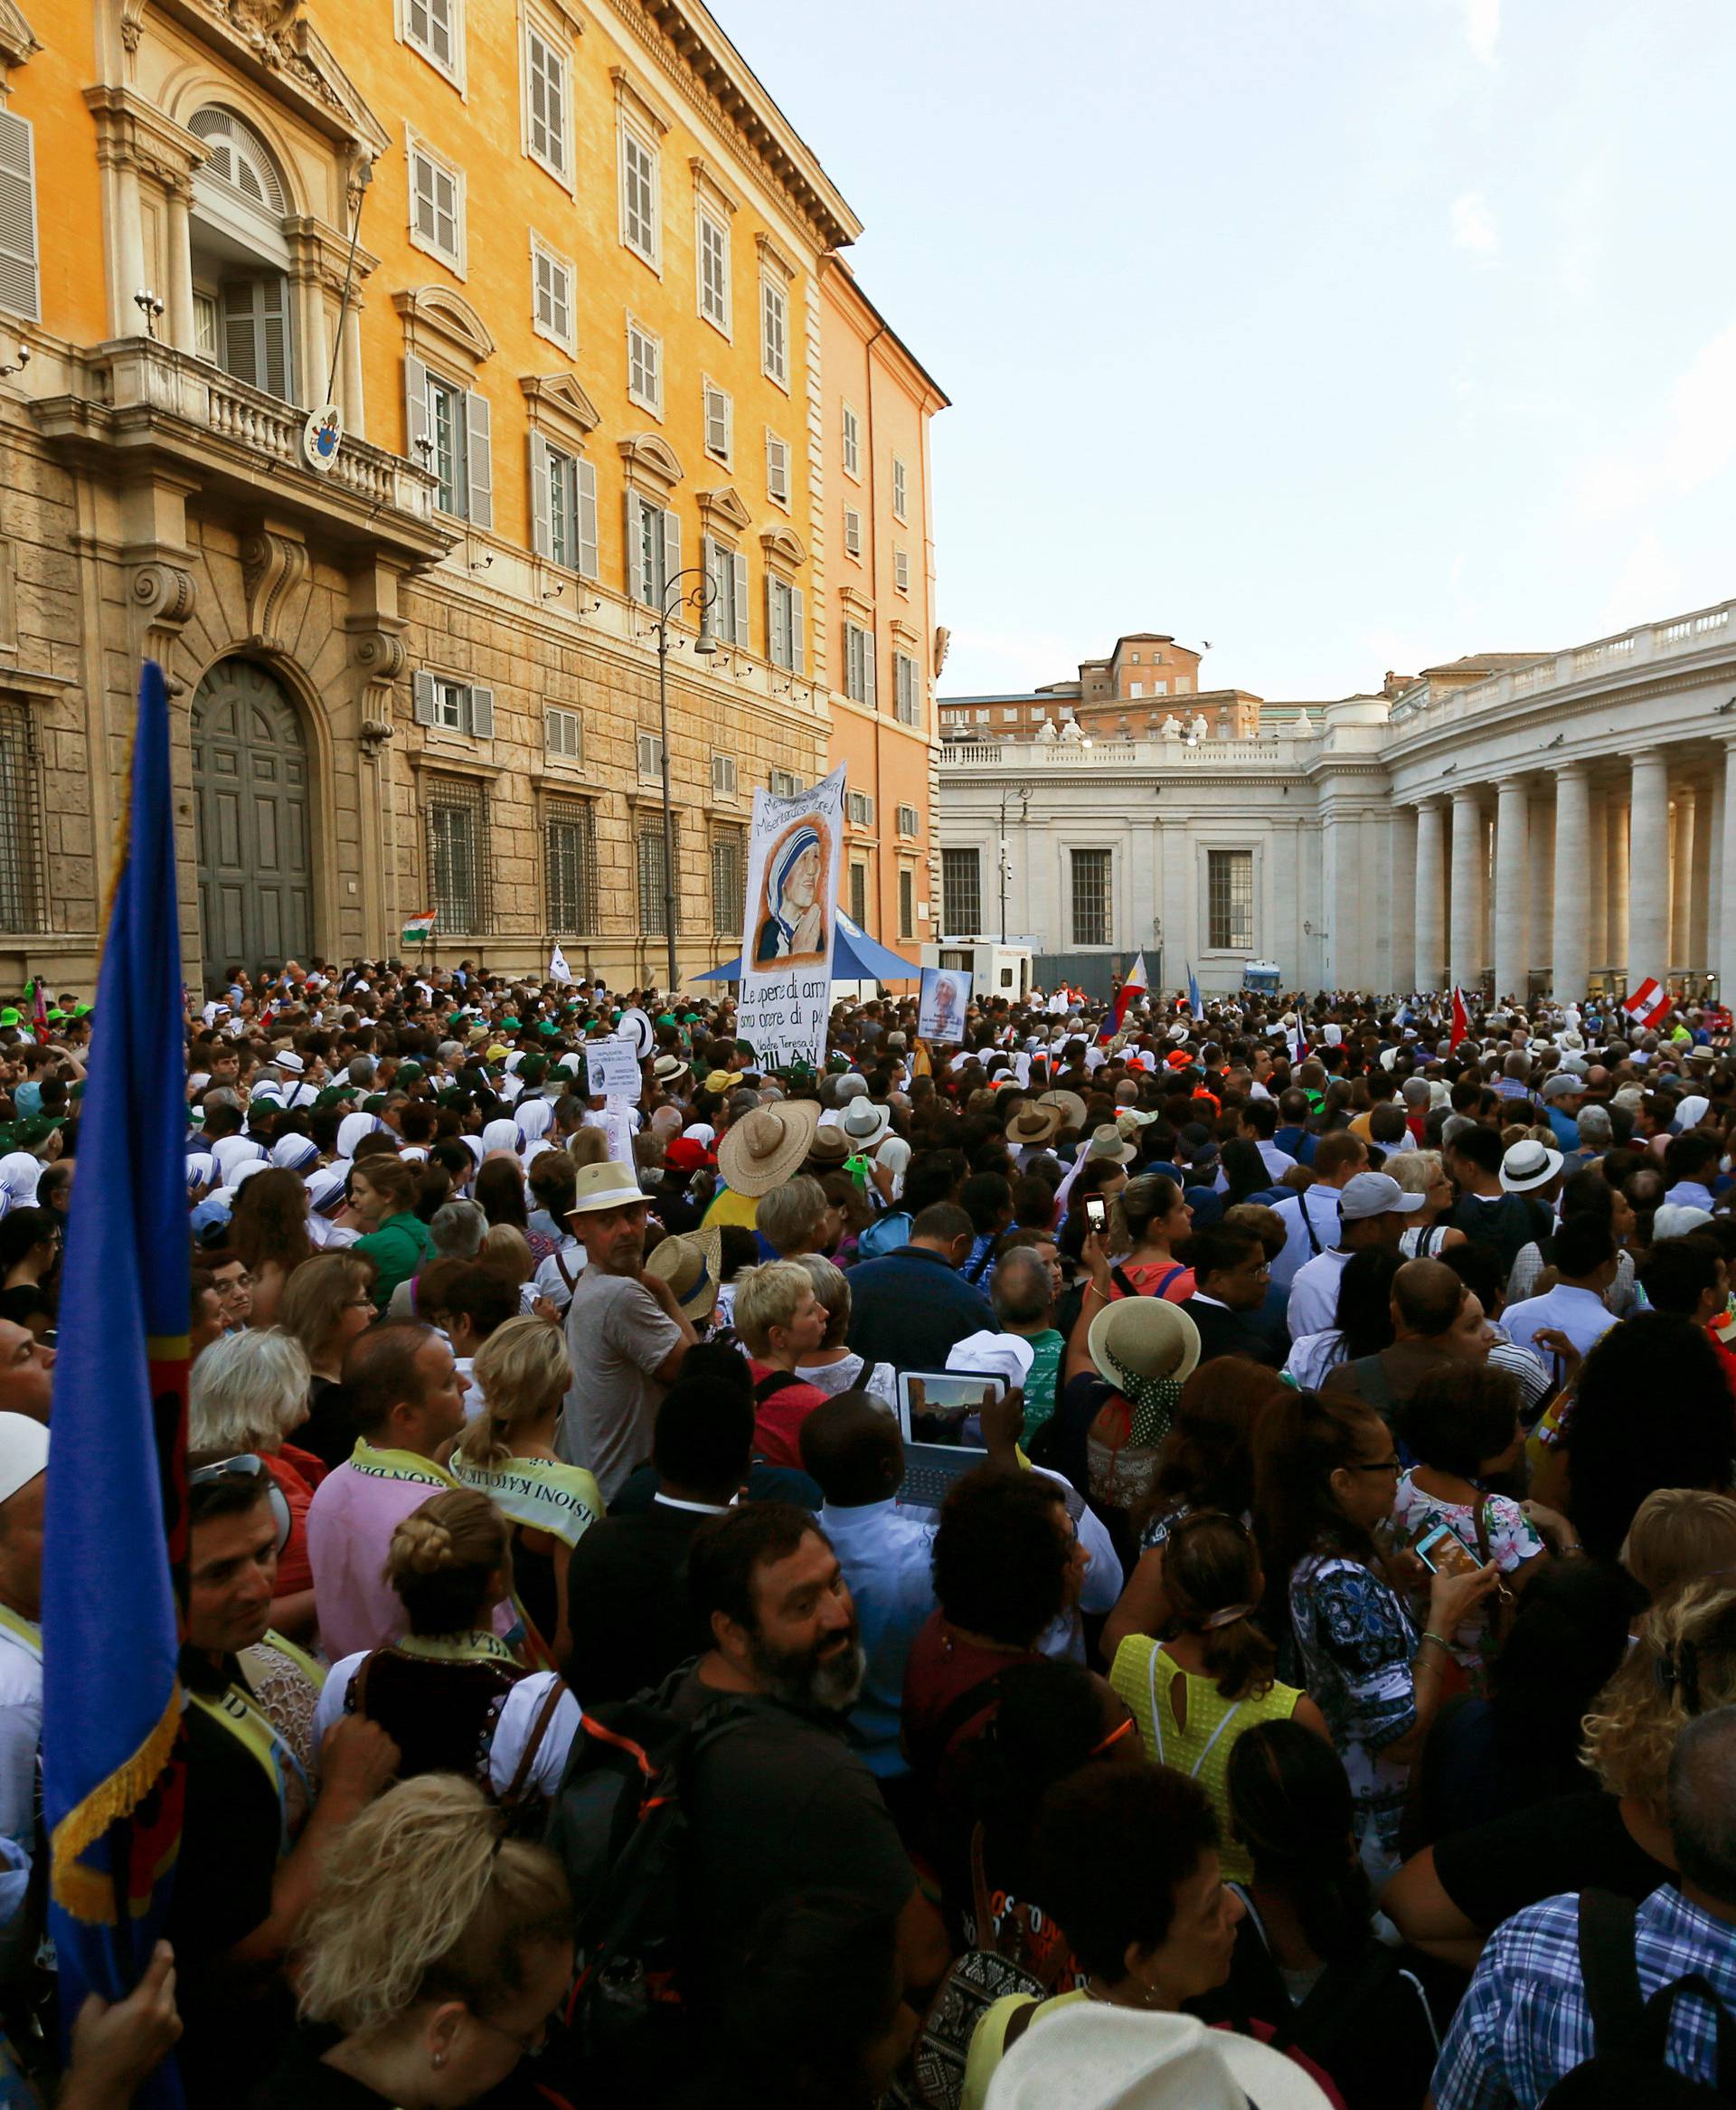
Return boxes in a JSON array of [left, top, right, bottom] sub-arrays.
[[1624, 977, 1672, 1029]]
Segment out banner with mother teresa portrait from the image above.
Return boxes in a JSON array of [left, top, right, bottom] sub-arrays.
[[736, 763, 845, 1066]]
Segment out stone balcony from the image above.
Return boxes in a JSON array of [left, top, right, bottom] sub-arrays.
[[939, 731, 1323, 771], [33, 338, 454, 570]]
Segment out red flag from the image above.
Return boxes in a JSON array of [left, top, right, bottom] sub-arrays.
[[1449, 986, 1470, 1050], [1623, 977, 1672, 1030]]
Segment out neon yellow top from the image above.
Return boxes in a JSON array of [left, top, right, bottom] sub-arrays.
[[702, 1185, 760, 1232], [962, 1988, 1090, 2110], [1109, 1635, 1303, 1883]]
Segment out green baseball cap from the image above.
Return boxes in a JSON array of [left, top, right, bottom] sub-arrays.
[[0, 1010, 20, 1027]]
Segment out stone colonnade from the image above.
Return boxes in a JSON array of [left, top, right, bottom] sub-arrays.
[[1398, 737, 1736, 998]]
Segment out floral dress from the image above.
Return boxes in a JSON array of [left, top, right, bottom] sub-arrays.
[[1391, 1473, 1542, 1689], [1288, 1549, 1417, 1880]]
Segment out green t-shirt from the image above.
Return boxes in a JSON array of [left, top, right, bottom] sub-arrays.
[[354, 1210, 433, 1310]]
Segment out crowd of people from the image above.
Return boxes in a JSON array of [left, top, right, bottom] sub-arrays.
[[8, 959, 1736, 2105]]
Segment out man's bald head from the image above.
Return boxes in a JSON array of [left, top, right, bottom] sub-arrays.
[[1392, 1258, 1467, 1339]]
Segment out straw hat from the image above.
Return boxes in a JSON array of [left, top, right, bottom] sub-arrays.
[[1087, 1295, 1200, 1393], [985, 2005, 1331, 2110], [1082, 1124, 1137, 1168], [645, 1226, 722, 1321], [1006, 1101, 1062, 1146], [1039, 1088, 1089, 1132], [1498, 1138, 1564, 1194], [717, 1100, 822, 1196], [565, 1160, 646, 1215]]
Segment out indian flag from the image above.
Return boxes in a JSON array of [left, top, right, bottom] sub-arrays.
[[401, 910, 437, 945]]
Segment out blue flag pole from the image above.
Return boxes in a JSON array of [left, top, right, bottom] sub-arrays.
[[42, 661, 188, 2105]]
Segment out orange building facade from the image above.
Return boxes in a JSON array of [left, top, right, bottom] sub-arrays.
[[0, 0, 945, 989]]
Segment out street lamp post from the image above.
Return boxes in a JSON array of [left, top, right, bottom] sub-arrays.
[[650, 563, 718, 997], [998, 783, 1029, 945]]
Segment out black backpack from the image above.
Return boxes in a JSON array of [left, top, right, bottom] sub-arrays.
[[1540, 1891, 1736, 2105], [541, 1675, 750, 2091]]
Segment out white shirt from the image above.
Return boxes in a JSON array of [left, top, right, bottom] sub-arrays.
[[1256, 1139, 1297, 1181], [315, 1656, 580, 1802], [1501, 1282, 1619, 1361], [533, 1237, 585, 1314], [1269, 1187, 1343, 1292], [1285, 1328, 1349, 1392], [1286, 1247, 1353, 1339]]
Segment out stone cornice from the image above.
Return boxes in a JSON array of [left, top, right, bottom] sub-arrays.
[[146, 0, 391, 158]]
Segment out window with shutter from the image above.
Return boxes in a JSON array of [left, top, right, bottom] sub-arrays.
[[410, 142, 463, 268], [844, 509, 863, 559], [218, 275, 293, 401], [698, 208, 731, 332], [525, 26, 569, 179], [532, 242, 573, 349], [545, 706, 582, 760], [403, 0, 460, 78], [847, 791, 874, 828], [841, 403, 860, 478], [620, 123, 660, 266], [703, 381, 732, 463], [760, 277, 788, 387], [425, 372, 466, 516], [791, 587, 806, 676], [465, 389, 493, 528], [711, 753, 737, 797], [892, 457, 910, 520], [627, 319, 662, 416], [769, 769, 800, 799], [0, 113, 39, 325], [894, 549, 910, 594], [576, 459, 599, 580], [637, 732, 664, 778], [765, 431, 789, 506], [897, 805, 920, 837], [894, 653, 920, 727]]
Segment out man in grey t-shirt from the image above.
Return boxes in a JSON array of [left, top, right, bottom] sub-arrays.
[[558, 1162, 696, 1504]]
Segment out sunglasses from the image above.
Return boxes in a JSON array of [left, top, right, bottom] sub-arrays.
[[189, 1452, 267, 1488]]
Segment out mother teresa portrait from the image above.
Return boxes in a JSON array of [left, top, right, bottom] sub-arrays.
[[753, 818, 829, 968]]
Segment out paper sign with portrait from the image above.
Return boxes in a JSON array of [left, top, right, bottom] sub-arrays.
[[735, 764, 845, 1067], [918, 966, 972, 1046]]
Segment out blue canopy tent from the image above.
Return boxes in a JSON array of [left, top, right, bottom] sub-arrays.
[[696, 907, 920, 984]]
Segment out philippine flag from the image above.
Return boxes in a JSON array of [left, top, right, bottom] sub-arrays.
[[1099, 951, 1149, 1040]]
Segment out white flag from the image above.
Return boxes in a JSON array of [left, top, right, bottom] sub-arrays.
[[549, 943, 573, 986]]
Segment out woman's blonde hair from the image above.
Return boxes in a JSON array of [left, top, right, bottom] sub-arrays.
[[295, 1774, 570, 2038], [1581, 1575, 1736, 1821], [383, 1489, 511, 1634], [188, 1328, 311, 1455], [568, 1126, 610, 1169], [1621, 1489, 1736, 1602], [732, 1259, 816, 1357], [481, 1223, 533, 1284], [459, 1316, 571, 1469], [1385, 1150, 1443, 1199], [279, 1251, 377, 1361], [796, 1253, 850, 1351]]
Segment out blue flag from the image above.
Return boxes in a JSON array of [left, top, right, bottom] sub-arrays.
[[1187, 965, 1205, 1023], [42, 661, 187, 2103]]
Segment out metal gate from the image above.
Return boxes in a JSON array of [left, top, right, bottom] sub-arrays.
[[192, 658, 313, 979]]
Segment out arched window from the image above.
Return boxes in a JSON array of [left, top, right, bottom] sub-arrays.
[[187, 106, 297, 402]]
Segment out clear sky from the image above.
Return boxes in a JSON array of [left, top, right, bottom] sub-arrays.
[[715, 0, 1736, 703]]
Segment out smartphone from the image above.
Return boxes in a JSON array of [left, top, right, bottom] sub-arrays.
[[1414, 1520, 1480, 1579], [1083, 1194, 1109, 1235]]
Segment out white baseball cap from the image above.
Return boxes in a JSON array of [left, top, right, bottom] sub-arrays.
[[0, 1414, 47, 1508]]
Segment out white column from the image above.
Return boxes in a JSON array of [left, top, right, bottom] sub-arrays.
[[1390, 806, 1417, 996], [1628, 749, 1671, 984], [1528, 788, 1554, 991], [1552, 762, 1591, 1000], [1449, 787, 1486, 993], [1415, 799, 1445, 992], [1608, 797, 1630, 986], [1702, 771, 1722, 989], [1671, 785, 1698, 978], [165, 183, 195, 353], [1494, 776, 1529, 1002], [1720, 738, 1736, 1005], [1586, 784, 1608, 976]]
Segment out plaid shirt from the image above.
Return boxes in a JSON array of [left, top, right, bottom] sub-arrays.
[[1431, 1886, 1736, 2109]]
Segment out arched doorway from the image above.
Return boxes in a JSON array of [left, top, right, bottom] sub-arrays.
[[192, 658, 313, 977]]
